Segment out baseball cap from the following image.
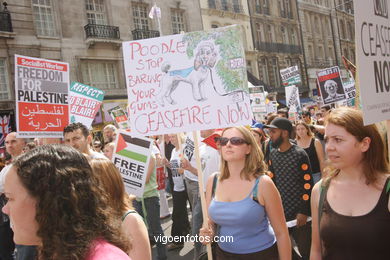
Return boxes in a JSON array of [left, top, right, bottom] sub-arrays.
[[263, 117, 293, 133]]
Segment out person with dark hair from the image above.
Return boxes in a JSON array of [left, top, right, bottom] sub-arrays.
[[64, 122, 105, 159], [277, 108, 289, 118], [295, 121, 324, 184], [90, 158, 150, 260], [310, 107, 390, 260], [302, 111, 314, 125], [0, 133, 31, 260], [22, 142, 36, 153], [1, 145, 131, 260], [264, 118, 313, 260]]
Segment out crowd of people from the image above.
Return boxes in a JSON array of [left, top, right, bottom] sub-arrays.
[[0, 104, 389, 260]]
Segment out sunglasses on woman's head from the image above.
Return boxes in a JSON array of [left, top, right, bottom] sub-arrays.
[[215, 137, 249, 146]]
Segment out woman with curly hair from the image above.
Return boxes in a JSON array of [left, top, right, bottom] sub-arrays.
[[1, 144, 131, 260], [90, 158, 151, 260]]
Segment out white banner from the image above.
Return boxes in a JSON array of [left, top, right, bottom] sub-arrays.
[[354, 0, 390, 124], [122, 25, 252, 136], [112, 131, 153, 198], [285, 85, 300, 113], [15, 55, 69, 138]]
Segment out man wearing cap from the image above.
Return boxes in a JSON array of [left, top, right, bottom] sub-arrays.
[[264, 117, 313, 260]]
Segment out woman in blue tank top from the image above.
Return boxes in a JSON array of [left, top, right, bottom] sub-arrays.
[[200, 126, 291, 259]]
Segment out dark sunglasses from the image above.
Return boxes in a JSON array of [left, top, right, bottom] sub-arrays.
[[215, 137, 249, 146]]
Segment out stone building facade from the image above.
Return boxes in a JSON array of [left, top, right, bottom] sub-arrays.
[[297, 0, 355, 98], [247, 0, 308, 98], [199, 0, 257, 77]]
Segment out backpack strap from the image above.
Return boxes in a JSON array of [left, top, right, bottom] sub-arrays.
[[211, 173, 219, 198], [121, 210, 137, 222], [318, 179, 330, 236], [251, 176, 262, 203], [386, 177, 390, 194]]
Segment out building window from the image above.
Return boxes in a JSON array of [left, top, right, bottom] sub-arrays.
[[263, 0, 270, 14], [255, 0, 261, 13], [267, 24, 274, 42], [247, 61, 253, 74], [290, 28, 297, 45], [325, 19, 331, 36], [256, 23, 264, 42], [221, 0, 228, 11], [308, 44, 314, 63], [81, 61, 119, 90], [0, 59, 9, 100], [281, 26, 288, 44], [171, 9, 186, 34], [271, 58, 280, 87], [132, 2, 149, 30], [340, 20, 346, 39], [259, 58, 269, 84], [305, 13, 311, 33], [32, 0, 57, 36], [208, 0, 216, 9], [85, 0, 107, 25], [347, 21, 354, 40], [285, 58, 292, 67], [328, 46, 335, 61], [314, 16, 321, 34], [232, 0, 241, 13], [318, 46, 324, 60]]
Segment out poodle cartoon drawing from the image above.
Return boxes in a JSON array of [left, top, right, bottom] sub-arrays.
[[157, 42, 217, 106]]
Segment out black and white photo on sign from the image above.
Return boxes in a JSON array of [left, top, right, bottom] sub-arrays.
[[317, 67, 346, 105]]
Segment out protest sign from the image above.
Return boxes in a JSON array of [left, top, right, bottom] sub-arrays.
[[69, 82, 104, 128], [0, 115, 11, 147], [266, 100, 278, 114], [285, 85, 300, 113], [354, 0, 390, 125], [280, 65, 301, 86], [108, 106, 130, 130], [338, 80, 356, 107], [102, 100, 128, 122], [15, 55, 69, 138], [317, 66, 346, 105], [112, 131, 153, 197], [249, 85, 267, 113], [123, 25, 252, 136]]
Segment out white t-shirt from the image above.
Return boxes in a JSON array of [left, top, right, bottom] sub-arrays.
[[89, 150, 107, 159], [183, 133, 198, 182], [170, 148, 185, 192], [0, 164, 11, 194], [199, 143, 220, 191]]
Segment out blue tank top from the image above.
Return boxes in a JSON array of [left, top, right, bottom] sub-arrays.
[[208, 176, 276, 254]]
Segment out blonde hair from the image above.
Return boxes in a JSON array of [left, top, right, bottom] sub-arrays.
[[219, 126, 267, 181]]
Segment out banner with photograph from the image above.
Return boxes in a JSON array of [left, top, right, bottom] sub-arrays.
[[15, 55, 69, 138], [317, 66, 346, 105], [112, 131, 153, 197]]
